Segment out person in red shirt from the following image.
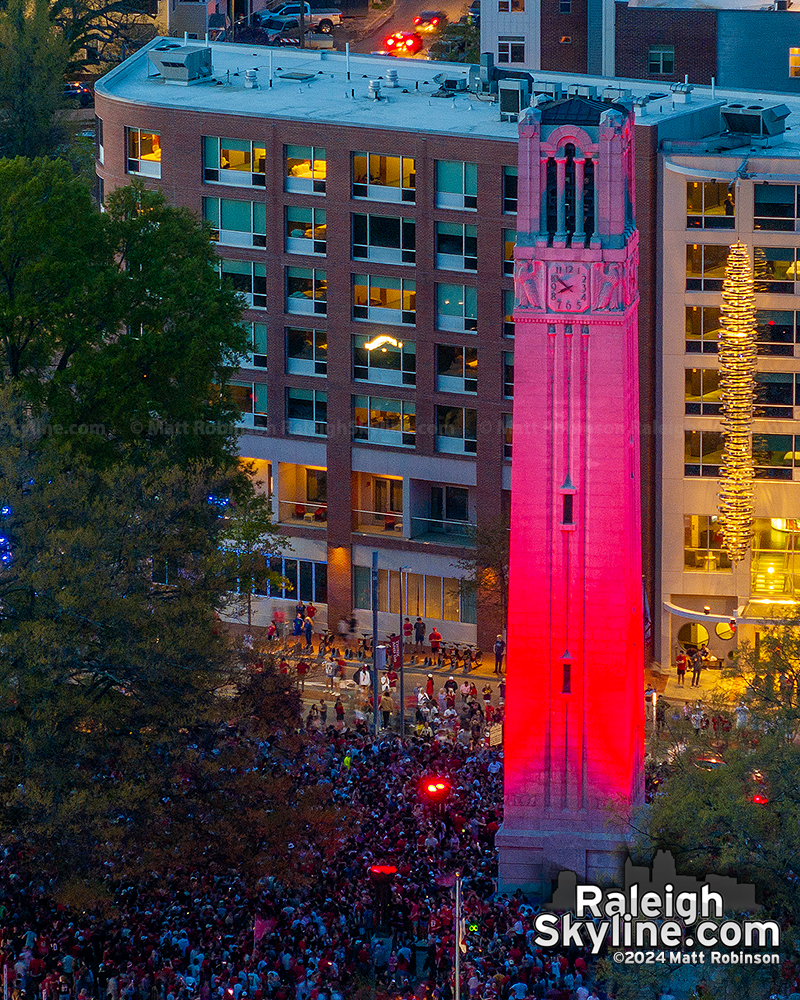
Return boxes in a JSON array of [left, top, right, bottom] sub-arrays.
[[428, 628, 442, 654]]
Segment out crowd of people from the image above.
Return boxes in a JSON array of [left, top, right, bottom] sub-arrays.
[[0, 724, 617, 1000]]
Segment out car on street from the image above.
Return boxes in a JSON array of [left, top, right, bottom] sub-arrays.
[[256, 3, 342, 32], [413, 9, 447, 31], [63, 81, 93, 108], [383, 30, 423, 54]]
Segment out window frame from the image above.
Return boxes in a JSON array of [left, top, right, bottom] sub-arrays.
[[352, 152, 416, 203], [498, 35, 525, 63], [204, 136, 266, 187], [436, 405, 478, 455], [435, 221, 478, 271], [352, 274, 416, 326], [352, 213, 416, 265], [286, 327, 328, 377], [286, 267, 327, 316], [286, 387, 328, 437], [502, 166, 518, 214], [126, 127, 161, 178], [353, 335, 416, 387], [686, 181, 735, 230], [437, 283, 478, 333], [352, 394, 416, 448], [230, 379, 268, 429], [285, 144, 327, 195], [435, 160, 478, 211], [436, 344, 478, 395], [648, 44, 675, 75], [204, 197, 267, 248], [219, 258, 267, 308], [285, 206, 327, 255]]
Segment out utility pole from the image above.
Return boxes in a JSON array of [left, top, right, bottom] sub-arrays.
[[454, 870, 463, 1000], [371, 550, 379, 734], [399, 565, 409, 737]]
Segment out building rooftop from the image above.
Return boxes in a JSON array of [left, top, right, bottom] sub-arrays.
[[96, 39, 800, 154]]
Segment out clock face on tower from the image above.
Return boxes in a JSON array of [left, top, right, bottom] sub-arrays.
[[548, 263, 590, 313]]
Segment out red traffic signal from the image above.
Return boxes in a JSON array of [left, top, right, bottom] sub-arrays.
[[421, 776, 451, 803], [370, 864, 398, 876]]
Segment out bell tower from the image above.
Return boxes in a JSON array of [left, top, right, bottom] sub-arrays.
[[497, 96, 644, 897]]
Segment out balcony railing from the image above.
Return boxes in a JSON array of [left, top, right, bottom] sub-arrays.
[[278, 499, 328, 525], [410, 516, 475, 545], [352, 508, 403, 535]]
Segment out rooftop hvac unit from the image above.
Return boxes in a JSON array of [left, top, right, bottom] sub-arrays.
[[433, 73, 467, 94], [721, 102, 790, 137], [498, 78, 530, 119], [148, 45, 212, 85]]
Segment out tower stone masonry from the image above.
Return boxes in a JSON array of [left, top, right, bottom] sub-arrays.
[[497, 95, 645, 897]]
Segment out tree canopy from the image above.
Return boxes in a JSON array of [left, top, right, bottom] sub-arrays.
[[0, 161, 247, 468]]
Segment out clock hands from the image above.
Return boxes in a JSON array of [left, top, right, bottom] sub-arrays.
[[556, 277, 573, 291]]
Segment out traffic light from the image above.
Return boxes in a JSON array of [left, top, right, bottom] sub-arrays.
[[420, 776, 451, 807]]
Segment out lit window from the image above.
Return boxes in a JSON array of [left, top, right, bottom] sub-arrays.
[[286, 268, 327, 316], [126, 127, 161, 178], [685, 244, 729, 291], [684, 431, 723, 478], [498, 0, 524, 10], [353, 395, 416, 448], [353, 153, 415, 203], [285, 145, 326, 194], [503, 229, 516, 275], [230, 380, 268, 429], [353, 275, 416, 325], [503, 413, 513, 458], [203, 137, 265, 187], [285, 206, 327, 255], [353, 336, 416, 386], [504, 289, 515, 337], [686, 181, 734, 230], [790, 47, 800, 77], [684, 368, 722, 416], [683, 515, 731, 572]]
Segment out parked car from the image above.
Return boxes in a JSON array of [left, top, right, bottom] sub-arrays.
[[383, 30, 423, 54], [413, 10, 447, 31], [63, 81, 93, 108], [257, 3, 342, 32]]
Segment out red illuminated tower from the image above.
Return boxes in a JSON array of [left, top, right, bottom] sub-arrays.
[[497, 96, 645, 896]]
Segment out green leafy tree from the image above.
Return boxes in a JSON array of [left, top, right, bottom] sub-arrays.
[[428, 20, 480, 63], [0, 157, 116, 388], [0, 394, 238, 877], [0, 0, 71, 158], [0, 390, 325, 883], [0, 164, 247, 469]]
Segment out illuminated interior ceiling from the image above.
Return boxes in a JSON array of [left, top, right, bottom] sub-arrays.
[[718, 241, 757, 563]]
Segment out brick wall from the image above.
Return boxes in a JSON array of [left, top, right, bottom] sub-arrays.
[[615, 5, 717, 85], [541, 0, 589, 74]]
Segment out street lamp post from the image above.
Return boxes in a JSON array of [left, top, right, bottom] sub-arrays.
[[399, 565, 410, 737]]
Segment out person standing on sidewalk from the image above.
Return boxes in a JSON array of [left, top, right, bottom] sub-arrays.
[[493, 635, 506, 674], [414, 617, 426, 650], [676, 648, 687, 686], [379, 691, 394, 729]]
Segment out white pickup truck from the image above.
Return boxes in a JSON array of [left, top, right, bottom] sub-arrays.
[[255, 2, 343, 32]]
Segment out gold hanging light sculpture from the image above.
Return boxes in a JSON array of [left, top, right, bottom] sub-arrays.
[[718, 241, 757, 563]]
